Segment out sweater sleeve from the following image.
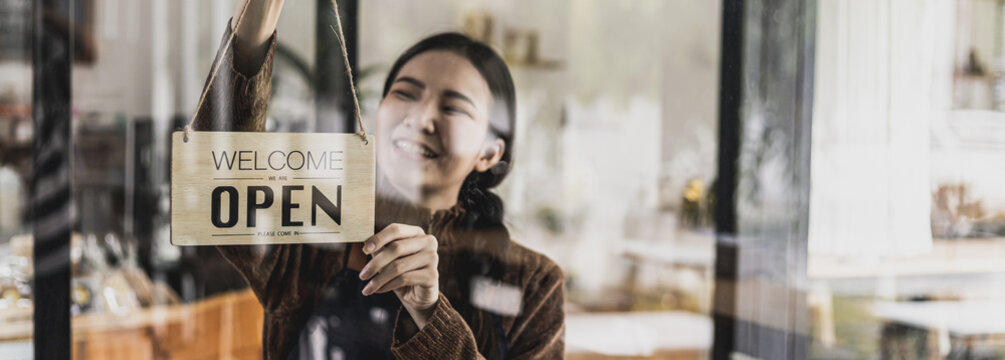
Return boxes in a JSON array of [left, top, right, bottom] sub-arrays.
[[390, 293, 487, 359], [390, 264, 566, 359], [190, 20, 273, 132]]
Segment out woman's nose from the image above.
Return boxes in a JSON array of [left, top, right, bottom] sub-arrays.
[[404, 100, 438, 133]]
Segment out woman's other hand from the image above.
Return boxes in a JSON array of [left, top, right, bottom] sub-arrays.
[[359, 224, 440, 329]]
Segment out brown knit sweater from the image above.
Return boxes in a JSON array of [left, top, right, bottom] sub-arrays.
[[191, 23, 565, 360]]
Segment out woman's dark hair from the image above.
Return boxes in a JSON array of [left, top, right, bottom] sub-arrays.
[[381, 33, 516, 229]]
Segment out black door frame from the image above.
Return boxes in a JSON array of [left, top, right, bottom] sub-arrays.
[[712, 0, 744, 357], [32, 0, 73, 358]]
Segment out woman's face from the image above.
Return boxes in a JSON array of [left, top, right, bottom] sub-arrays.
[[376, 50, 505, 208]]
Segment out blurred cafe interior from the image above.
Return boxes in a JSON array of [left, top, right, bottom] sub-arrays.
[[3, 0, 1005, 359]]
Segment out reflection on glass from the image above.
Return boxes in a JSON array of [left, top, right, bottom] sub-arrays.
[[24, 0, 1005, 359]]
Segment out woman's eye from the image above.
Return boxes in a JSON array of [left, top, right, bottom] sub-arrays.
[[392, 90, 416, 100], [443, 106, 469, 117]]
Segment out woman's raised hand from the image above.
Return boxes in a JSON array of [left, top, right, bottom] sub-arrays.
[[359, 224, 440, 329], [231, 0, 286, 73]]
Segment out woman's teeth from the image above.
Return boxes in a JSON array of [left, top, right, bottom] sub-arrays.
[[394, 140, 438, 158]]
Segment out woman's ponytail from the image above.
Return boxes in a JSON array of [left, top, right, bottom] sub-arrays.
[[457, 166, 507, 229]]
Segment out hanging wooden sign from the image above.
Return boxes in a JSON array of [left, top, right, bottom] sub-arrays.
[[170, 131, 374, 246]]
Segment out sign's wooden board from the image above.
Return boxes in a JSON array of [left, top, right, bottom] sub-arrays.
[[170, 131, 374, 246]]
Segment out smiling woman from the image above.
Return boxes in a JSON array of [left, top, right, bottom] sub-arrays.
[[377, 47, 509, 213]]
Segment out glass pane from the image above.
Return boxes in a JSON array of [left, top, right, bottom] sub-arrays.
[[58, 0, 724, 359]]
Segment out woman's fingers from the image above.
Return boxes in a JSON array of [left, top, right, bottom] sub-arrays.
[[368, 266, 437, 295], [363, 253, 430, 295], [363, 223, 426, 255], [362, 254, 434, 295], [359, 235, 429, 280], [358, 223, 439, 299]]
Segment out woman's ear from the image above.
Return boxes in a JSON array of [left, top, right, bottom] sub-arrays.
[[474, 138, 506, 173]]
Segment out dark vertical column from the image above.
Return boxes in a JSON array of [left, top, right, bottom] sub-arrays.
[[316, 0, 358, 133], [32, 0, 73, 358], [712, 1, 744, 359], [131, 118, 157, 276]]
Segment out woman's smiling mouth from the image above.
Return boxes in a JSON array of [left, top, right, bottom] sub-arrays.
[[393, 139, 440, 159]]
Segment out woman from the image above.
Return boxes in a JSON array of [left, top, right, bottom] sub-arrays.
[[190, 1, 565, 359]]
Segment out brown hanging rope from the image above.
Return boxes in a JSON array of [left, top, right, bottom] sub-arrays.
[[329, 0, 368, 144], [184, 0, 369, 145]]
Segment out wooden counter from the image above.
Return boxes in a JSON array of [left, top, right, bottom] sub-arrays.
[[0, 289, 264, 359]]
